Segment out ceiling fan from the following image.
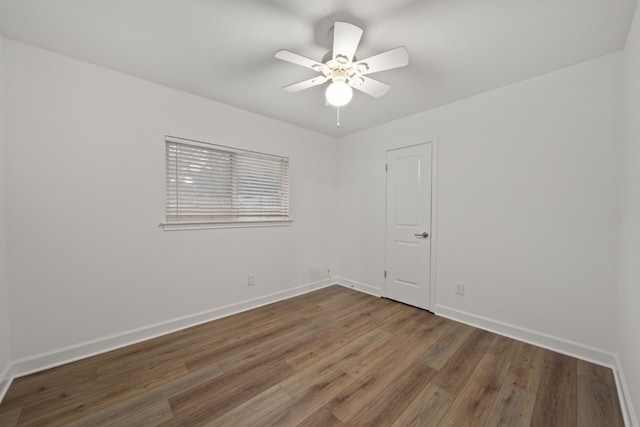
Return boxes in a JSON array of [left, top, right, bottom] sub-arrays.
[[275, 21, 409, 108]]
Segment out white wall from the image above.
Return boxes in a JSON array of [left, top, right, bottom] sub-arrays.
[[619, 2, 640, 425], [0, 33, 12, 391], [337, 53, 622, 358], [4, 40, 338, 362]]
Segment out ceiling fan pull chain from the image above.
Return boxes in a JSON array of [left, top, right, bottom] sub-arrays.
[[337, 106, 340, 127]]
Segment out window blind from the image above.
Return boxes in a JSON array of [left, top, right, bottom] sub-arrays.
[[166, 137, 290, 222]]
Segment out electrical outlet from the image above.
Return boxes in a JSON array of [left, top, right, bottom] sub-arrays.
[[455, 282, 464, 295], [248, 274, 255, 286]]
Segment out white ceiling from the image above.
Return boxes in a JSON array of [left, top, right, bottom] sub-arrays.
[[0, 0, 637, 137]]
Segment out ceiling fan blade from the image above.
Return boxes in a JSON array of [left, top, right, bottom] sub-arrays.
[[333, 21, 363, 63], [282, 76, 329, 93], [352, 76, 390, 98], [275, 49, 326, 71], [354, 46, 409, 75]]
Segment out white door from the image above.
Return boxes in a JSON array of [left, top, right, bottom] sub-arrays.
[[385, 143, 432, 310]]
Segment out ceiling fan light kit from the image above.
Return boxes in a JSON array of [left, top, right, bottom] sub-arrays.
[[326, 80, 353, 107], [275, 21, 409, 124]]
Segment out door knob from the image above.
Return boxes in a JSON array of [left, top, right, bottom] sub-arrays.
[[414, 232, 429, 238]]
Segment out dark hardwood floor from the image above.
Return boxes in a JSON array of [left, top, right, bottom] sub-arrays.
[[0, 285, 624, 426]]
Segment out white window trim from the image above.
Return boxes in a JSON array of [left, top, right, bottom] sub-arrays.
[[160, 219, 293, 231], [162, 136, 292, 231]]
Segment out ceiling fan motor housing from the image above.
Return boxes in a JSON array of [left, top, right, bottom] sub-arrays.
[[322, 55, 365, 88]]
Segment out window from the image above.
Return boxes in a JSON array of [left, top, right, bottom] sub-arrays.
[[164, 136, 290, 228]]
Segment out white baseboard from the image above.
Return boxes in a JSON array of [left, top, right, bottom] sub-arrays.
[[333, 276, 382, 297], [7, 278, 334, 384], [614, 354, 639, 427], [0, 363, 12, 403], [434, 304, 616, 368]]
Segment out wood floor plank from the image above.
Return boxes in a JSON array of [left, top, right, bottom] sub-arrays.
[[576, 357, 624, 426], [346, 362, 437, 427], [217, 318, 338, 373], [0, 285, 625, 427], [95, 350, 188, 382], [223, 313, 311, 344], [337, 319, 420, 379], [141, 314, 250, 354], [299, 296, 380, 327], [484, 383, 536, 427], [165, 360, 295, 425], [341, 315, 453, 380], [504, 341, 545, 394], [530, 350, 578, 427], [577, 371, 624, 427], [220, 320, 388, 397], [0, 357, 101, 411], [0, 368, 96, 415], [184, 316, 314, 372], [297, 407, 344, 427], [390, 384, 454, 427], [19, 365, 188, 426], [15, 359, 190, 427], [317, 288, 372, 309], [280, 328, 391, 396], [251, 369, 355, 426], [65, 363, 223, 427], [438, 352, 511, 427], [406, 305, 442, 325], [203, 385, 292, 427], [284, 312, 385, 370], [107, 399, 173, 427], [487, 334, 519, 359], [279, 364, 348, 397], [418, 321, 475, 370], [326, 337, 437, 424], [333, 296, 394, 324], [430, 328, 497, 395], [375, 301, 428, 333], [0, 406, 21, 426], [577, 359, 617, 384]]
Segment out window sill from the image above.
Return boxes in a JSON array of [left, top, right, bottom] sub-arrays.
[[160, 219, 293, 231]]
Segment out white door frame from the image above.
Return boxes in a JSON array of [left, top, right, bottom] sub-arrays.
[[384, 138, 438, 311]]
